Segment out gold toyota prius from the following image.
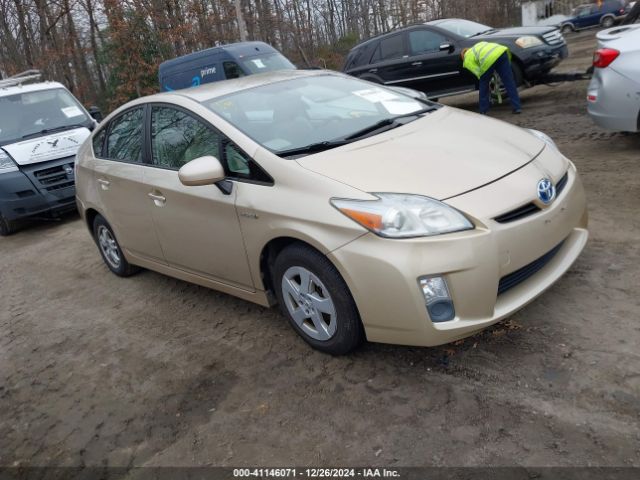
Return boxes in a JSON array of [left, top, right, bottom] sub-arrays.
[[76, 70, 588, 355]]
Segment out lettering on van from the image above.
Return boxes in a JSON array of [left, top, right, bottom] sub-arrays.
[[201, 66, 217, 78]]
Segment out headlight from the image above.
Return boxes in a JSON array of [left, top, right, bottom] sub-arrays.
[[0, 149, 18, 174], [331, 193, 473, 238], [515, 36, 543, 48], [527, 128, 559, 152]]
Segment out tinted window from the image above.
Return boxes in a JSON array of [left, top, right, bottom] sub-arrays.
[[223, 61, 246, 79], [151, 106, 220, 170], [409, 30, 447, 55], [105, 107, 144, 162], [379, 34, 405, 61], [92, 129, 106, 157]]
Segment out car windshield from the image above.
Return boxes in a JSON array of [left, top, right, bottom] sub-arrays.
[[203, 75, 432, 156], [239, 53, 296, 74], [0, 88, 92, 145], [435, 19, 494, 38]]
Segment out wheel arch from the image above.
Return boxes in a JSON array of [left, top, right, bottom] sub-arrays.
[[600, 14, 615, 25], [85, 208, 101, 235], [259, 236, 327, 301]]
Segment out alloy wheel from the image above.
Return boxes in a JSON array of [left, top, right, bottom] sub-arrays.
[[97, 225, 121, 269], [281, 266, 337, 341]]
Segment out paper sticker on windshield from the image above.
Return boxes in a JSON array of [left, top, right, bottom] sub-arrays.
[[61, 106, 83, 118], [381, 101, 423, 115], [251, 59, 266, 69], [353, 88, 400, 103]]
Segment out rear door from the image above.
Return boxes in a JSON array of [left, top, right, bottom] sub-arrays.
[[366, 33, 414, 84], [92, 105, 164, 261]]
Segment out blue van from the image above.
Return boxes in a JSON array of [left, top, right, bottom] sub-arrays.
[[158, 41, 296, 91]]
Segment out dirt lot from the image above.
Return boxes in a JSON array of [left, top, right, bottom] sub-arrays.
[[1, 30, 639, 468]]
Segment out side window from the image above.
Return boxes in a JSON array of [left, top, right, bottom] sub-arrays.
[[409, 30, 447, 55], [151, 106, 221, 169], [379, 34, 405, 61], [225, 142, 250, 175], [223, 61, 246, 79], [92, 128, 106, 157], [105, 107, 144, 162]]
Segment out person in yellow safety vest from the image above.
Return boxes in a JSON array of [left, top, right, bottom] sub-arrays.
[[462, 41, 522, 115]]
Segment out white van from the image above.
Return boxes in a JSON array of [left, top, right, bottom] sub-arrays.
[[0, 71, 99, 235]]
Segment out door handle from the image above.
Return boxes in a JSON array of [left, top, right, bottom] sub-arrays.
[[411, 61, 422, 66], [148, 192, 166, 206], [368, 68, 378, 73], [97, 178, 110, 190]]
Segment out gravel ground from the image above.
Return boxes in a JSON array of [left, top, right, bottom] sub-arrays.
[[1, 30, 639, 468]]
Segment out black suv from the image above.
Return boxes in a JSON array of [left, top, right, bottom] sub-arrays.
[[343, 18, 568, 99]]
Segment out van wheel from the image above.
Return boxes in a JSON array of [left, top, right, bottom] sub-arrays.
[[93, 215, 139, 277], [273, 243, 363, 355], [601, 16, 615, 28], [0, 214, 17, 236]]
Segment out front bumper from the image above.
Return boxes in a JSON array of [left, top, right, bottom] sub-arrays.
[[329, 161, 588, 347], [522, 44, 568, 79], [0, 156, 76, 222]]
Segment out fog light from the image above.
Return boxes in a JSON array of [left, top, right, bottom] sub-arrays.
[[418, 276, 455, 322]]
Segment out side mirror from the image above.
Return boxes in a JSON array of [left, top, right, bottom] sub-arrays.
[[178, 155, 225, 186], [88, 106, 103, 122], [439, 43, 453, 52]]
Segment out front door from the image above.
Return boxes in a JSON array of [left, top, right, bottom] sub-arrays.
[[400, 28, 471, 95], [143, 104, 253, 289]]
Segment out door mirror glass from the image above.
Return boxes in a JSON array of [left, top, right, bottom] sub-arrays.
[[178, 155, 225, 186]]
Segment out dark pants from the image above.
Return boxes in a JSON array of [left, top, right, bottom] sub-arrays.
[[479, 52, 521, 114]]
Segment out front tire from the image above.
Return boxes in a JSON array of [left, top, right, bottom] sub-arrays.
[[0, 213, 18, 236], [561, 24, 574, 34], [273, 243, 363, 355], [93, 215, 139, 277]]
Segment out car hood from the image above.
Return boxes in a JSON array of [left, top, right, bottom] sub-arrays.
[[1, 127, 90, 166], [296, 107, 545, 200], [478, 25, 557, 38]]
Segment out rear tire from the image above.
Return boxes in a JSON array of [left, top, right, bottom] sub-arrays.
[[0, 213, 18, 236], [273, 243, 363, 355], [92, 214, 139, 277], [601, 15, 615, 28]]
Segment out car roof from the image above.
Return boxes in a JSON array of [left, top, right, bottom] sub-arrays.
[[151, 69, 337, 103], [0, 81, 68, 97]]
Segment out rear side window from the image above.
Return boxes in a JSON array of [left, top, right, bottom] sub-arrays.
[[105, 107, 144, 162], [377, 34, 406, 61], [409, 30, 447, 55], [151, 106, 221, 170]]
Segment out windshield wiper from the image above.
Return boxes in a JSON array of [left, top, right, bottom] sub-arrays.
[[343, 106, 437, 141], [470, 28, 498, 37], [21, 123, 89, 140], [278, 106, 438, 158], [278, 140, 351, 158]]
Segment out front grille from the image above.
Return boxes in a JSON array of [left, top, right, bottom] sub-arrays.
[[494, 170, 569, 224], [33, 162, 74, 192], [542, 30, 565, 46], [555, 171, 569, 197], [494, 203, 540, 224], [498, 241, 564, 295]]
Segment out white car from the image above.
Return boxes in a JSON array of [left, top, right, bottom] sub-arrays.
[[587, 24, 640, 132]]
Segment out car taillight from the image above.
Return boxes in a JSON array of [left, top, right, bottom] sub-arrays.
[[593, 48, 620, 68]]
